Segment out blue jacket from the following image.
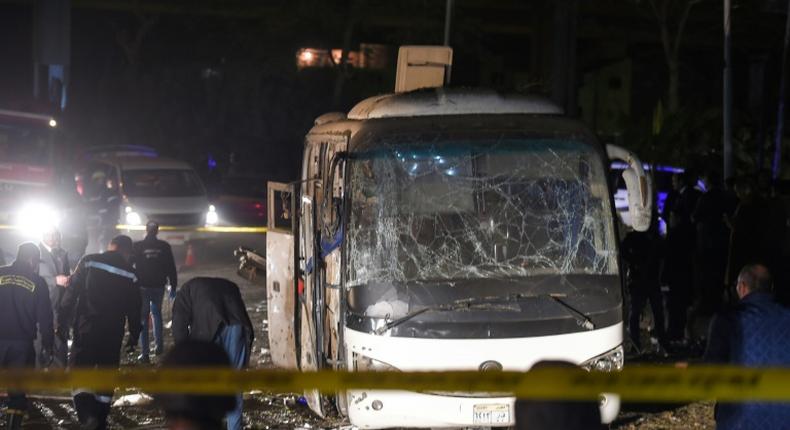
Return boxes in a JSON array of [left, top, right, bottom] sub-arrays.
[[705, 292, 790, 429]]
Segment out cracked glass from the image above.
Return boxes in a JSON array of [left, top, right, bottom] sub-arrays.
[[347, 136, 617, 287]]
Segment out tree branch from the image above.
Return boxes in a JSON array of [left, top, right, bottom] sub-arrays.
[[648, 0, 674, 67], [672, 0, 703, 56]]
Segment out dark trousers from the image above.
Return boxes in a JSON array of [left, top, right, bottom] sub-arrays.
[[666, 253, 694, 341], [0, 340, 35, 413], [694, 251, 727, 316], [667, 280, 691, 341], [629, 283, 666, 349], [70, 330, 123, 430], [215, 325, 249, 430], [34, 333, 68, 368]]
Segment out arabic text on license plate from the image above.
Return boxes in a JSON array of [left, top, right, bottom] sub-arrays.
[[473, 403, 510, 425]]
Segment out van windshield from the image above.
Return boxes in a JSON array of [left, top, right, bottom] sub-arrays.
[[122, 169, 205, 197], [347, 138, 617, 286]]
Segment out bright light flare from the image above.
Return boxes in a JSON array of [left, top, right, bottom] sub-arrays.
[[124, 206, 143, 225], [16, 202, 61, 238], [205, 205, 219, 226]]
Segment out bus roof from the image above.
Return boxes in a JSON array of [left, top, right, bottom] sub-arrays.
[[347, 88, 563, 120]]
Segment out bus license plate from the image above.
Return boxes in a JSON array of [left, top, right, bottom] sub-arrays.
[[473, 404, 510, 425]]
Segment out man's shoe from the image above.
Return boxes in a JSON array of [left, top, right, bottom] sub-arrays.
[[154, 346, 165, 356], [137, 354, 150, 364]]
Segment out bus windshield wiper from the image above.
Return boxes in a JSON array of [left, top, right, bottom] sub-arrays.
[[530, 294, 595, 331], [374, 296, 511, 335], [374, 293, 595, 335]]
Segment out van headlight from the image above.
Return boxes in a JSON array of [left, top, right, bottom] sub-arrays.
[[124, 206, 143, 226], [205, 204, 219, 226], [353, 353, 399, 372], [16, 202, 61, 237], [581, 345, 624, 372]]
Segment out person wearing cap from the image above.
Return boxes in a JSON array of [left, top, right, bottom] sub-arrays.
[[133, 221, 178, 363], [94, 176, 121, 252], [0, 243, 54, 430], [58, 235, 141, 429]]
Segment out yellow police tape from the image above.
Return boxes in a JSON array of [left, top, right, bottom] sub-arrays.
[[1, 366, 790, 402], [0, 224, 268, 234], [115, 224, 267, 234]]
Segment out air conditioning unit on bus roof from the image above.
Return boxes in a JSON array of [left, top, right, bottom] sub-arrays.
[[395, 46, 453, 93]]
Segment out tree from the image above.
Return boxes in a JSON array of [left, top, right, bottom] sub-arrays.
[[643, 0, 703, 113]]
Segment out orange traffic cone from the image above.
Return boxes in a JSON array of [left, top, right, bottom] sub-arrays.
[[183, 243, 196, 268]]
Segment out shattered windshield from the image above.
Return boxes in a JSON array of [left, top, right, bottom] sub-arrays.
[[347, 137, 617, 286]]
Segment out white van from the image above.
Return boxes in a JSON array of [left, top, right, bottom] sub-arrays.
[[77, 156, 217, 248], [264, 48, 652, 429]]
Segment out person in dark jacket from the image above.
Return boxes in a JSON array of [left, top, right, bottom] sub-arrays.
[[0, 243, 54, 430], [691, 171, 731, 316], [172, 277, 254, 430], [663, 172, 701, 343], [95, 177, 121, 252], [134, 221, 178, 363], [704, 264, 790, 429], [621, 221, 666, 352], [58, 235, 141, 430], [38, 227, 71, 367]]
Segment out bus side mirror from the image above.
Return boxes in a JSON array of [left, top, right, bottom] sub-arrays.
[[621, 168, 652, 232], [606, 144, 652, 232]]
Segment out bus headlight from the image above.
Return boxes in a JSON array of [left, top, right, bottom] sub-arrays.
[[581, 345, 624, 372], [205, 205, 219, 226], [16, 202, 61, 237], [353, 353, 399, 372], [125, 206, 143, 226]]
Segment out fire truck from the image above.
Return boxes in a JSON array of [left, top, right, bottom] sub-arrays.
[[0, 109, 87, 263]]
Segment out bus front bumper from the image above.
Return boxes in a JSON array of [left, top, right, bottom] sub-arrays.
[[346, 389, 620, 429]]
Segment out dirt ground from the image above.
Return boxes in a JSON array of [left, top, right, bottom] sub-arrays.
[[1, 235, 718, 429]]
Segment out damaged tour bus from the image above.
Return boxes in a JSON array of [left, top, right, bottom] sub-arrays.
[[264, 46, 652, 428]]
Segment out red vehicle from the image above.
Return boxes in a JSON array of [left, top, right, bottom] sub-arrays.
[[209, 176, 267, 227], [0, 109, 87, 262]]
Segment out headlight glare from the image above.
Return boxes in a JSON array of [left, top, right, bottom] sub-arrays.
[[205, 205, 219, 226], [125, 209, 143, 226], [16, 202, 61, 237], [581, 345, 624, 372]]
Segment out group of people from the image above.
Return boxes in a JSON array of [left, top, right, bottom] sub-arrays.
[[623, 169, 790, 428], [623, 169, 788, 352], [0, 221, 254, 430]]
